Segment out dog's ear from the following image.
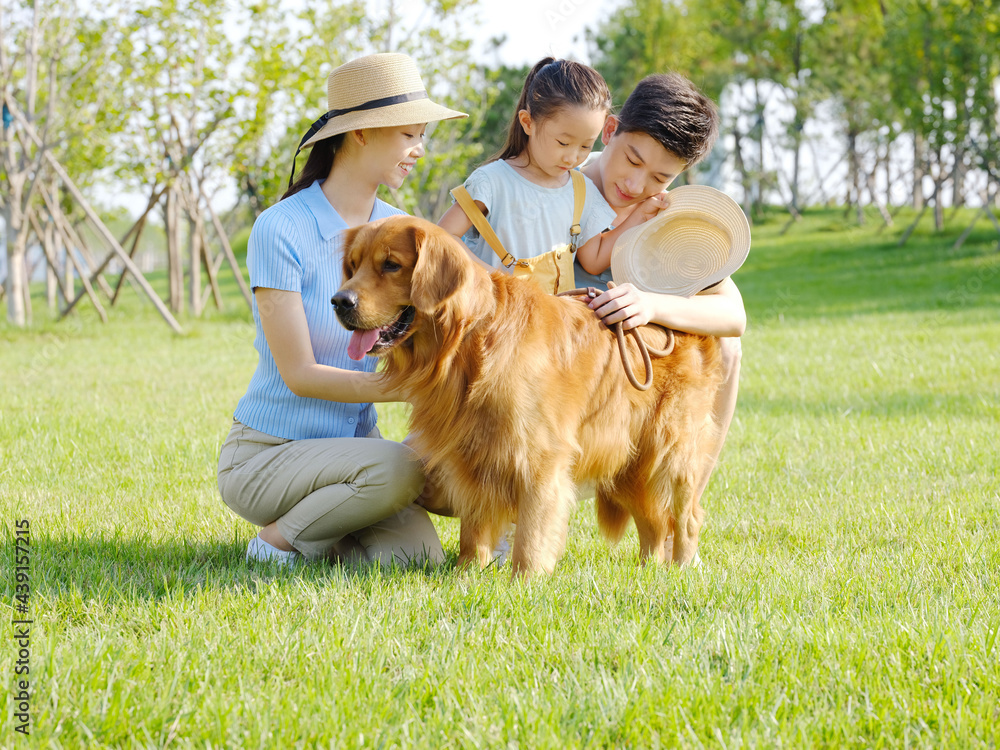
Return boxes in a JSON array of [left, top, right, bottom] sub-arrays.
[[410, 221, 479, 313], [340, 224, 366, 280]]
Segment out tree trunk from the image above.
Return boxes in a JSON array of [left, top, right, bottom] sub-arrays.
[[200, 184, 252, 308], [4, 202, 26, 326], [20, 233, 32, 326], [912, 133, 925, 210], [790, 32, 803, 211], [791, 125, 801, 211], [847, 129, 864, 225], [883, 142, 894, 210], [165, 186, 183, 314], [952, 142, 966, 208], [866, 172, 893, 227], [64, 242, 74, 302], [44, 217, 57, 311], [732, 123, 753, 223], [933, 147, 945, 231], [754, 81, 765, 208], [187, 207, 202, 316]]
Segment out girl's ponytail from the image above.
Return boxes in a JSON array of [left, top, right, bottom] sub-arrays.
[[490, 57, 556, 164]]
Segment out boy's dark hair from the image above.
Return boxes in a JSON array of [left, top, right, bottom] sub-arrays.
[[490, 57, 612, 163], [616, 73, 719, 167]]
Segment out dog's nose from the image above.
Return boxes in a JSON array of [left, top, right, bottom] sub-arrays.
[[331, 290, 358, 311]]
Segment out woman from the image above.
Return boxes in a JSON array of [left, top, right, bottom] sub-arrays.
[[218, 53, 466, 566]]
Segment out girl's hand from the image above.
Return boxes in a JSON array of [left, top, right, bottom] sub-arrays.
[[587, 282, 656, 331], [631, 191, 671, 224]]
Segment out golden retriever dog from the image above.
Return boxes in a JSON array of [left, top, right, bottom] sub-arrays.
[[332, 216, 724, 577]]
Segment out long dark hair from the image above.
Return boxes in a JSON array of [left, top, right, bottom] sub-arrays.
[[489, 57, 612, 164], [281, 133, 347, 201]]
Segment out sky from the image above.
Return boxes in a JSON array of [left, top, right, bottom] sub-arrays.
[[411, 0, 623, 66]]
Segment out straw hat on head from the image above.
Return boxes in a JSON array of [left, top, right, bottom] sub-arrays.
[[288, 52, 467, 185], [610, 185, 751, 297]]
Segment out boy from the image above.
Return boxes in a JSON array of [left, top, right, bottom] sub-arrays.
[[581, 74, 745, 553]]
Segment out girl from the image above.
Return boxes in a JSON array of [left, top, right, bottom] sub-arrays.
[[217, 53, 466, 567], [438, 58, 661, 278]]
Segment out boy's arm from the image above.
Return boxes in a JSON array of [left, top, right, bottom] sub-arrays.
[[575, 192, 670, 275], [588, 276, 746, 338]]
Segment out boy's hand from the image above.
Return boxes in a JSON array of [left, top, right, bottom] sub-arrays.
[[588, 282, 654, 331]]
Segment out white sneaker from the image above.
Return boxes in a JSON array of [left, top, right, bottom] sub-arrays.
[[491, 526, 513, 566], [246, 535, 301, 566]]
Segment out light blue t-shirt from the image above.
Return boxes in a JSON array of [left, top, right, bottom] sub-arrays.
[[233, 180, 405, 440], [459, 160, 618, 270]]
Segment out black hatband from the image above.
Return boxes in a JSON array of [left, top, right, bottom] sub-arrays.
[[286, 90, 428, 188]]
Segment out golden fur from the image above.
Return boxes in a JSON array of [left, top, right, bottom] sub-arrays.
[[333, 216, 724, 576]]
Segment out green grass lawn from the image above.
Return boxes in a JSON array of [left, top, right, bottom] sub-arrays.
[[2, 206, 998, 748]]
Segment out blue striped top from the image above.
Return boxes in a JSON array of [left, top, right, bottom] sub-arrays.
[[233, 180, 406, 440]]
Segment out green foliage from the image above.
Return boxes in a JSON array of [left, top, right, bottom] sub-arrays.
[[229, 0, 369, 213], [114, 0, 239, 192], [3, 0, 998, 235], [222, 0, 494, 219], [885, 0, 1000, 160], [809, 0, 891, 132], [586, 0, 724, 103], [366, 0, 492, 220], [587, 0, 1000, 217], [0, 0, 124, 191], [2, 216, 998, 746], [474, 61, 531, 161]]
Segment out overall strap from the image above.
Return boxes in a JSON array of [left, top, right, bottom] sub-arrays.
[[569, 170, 585, 248], [451, 186, 515, 267]]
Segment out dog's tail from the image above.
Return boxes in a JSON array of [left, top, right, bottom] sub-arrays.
[[595, 492, 631, 544]]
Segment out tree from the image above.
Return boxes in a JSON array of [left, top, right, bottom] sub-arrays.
[[1, 0, 126, 325], [469, 55, 529, 165], [226, 0, 493, 221], [809, 0, 893, 224], [887, 0, 1000, 235], [228, 0, 368, 218], [363, 0, 493, 220], [110, 0, 250, 314], [587, 0, 811, 219], [700, 0, 811, 219]]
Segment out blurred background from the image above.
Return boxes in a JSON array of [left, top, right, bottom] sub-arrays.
[[2, 0, 998, 325]]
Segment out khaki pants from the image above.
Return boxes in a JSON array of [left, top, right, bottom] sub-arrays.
[[217, 420, 443, 565]]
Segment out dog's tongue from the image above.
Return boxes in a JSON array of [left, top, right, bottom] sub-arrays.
[[347, 329, 380, 361]]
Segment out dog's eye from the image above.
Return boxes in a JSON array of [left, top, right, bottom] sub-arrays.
[[382, 260, 402, 273]]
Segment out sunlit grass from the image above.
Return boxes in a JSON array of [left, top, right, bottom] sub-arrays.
[[1, 207, 998, 747]]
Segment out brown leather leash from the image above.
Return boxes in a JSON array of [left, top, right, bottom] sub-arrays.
[[557, 285, 675, 391]]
